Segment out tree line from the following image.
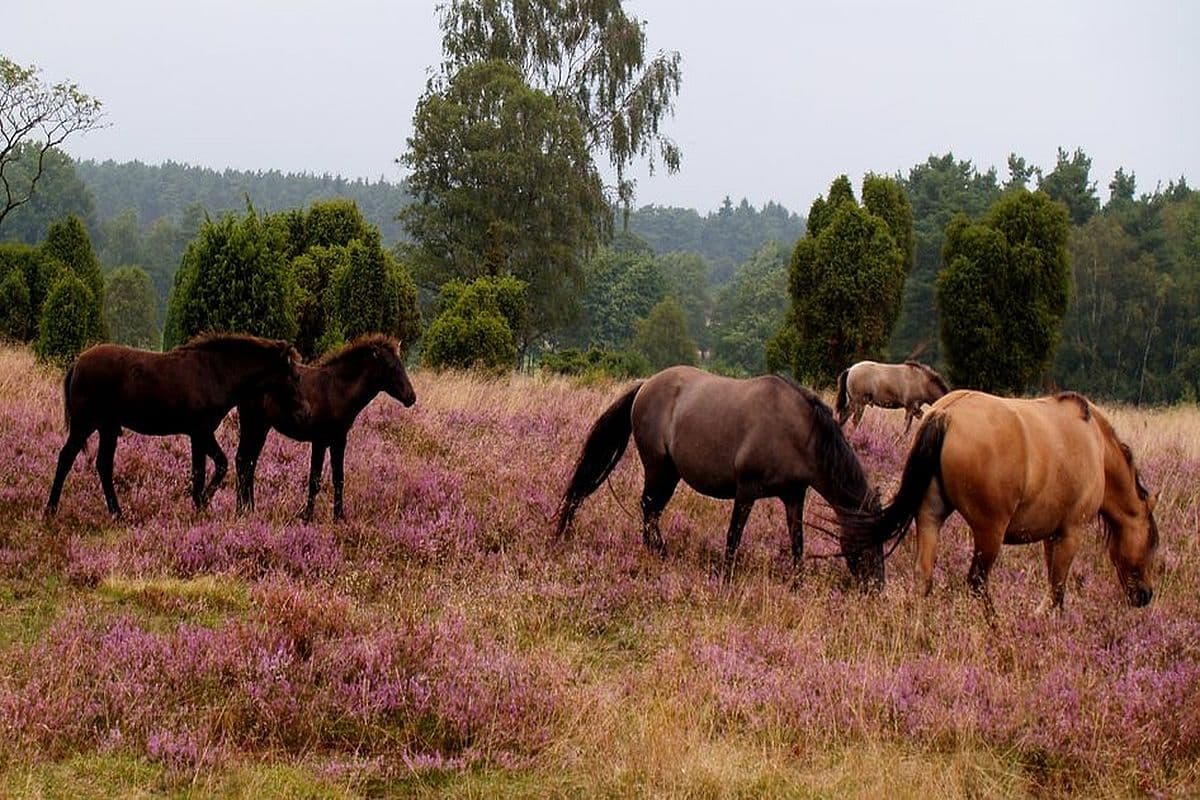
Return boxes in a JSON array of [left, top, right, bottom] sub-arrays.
[[3, 7, 1197, 403]]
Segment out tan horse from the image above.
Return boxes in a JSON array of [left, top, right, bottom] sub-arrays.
[[845, 390, 1158, 610], [836, 360, 950, 433]]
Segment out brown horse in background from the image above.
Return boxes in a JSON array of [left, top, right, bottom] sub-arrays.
[[845, 390, 1159, 611], [46, 335, 307, 518], [236, 335, 416, 522], [556, 366, 884, 587], [836, 360, 950, 433]]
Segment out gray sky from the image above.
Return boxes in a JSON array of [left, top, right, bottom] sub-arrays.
[[6, 0, 1197, 214]]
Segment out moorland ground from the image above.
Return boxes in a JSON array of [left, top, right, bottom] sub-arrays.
[[0, 345, 1198, 798]]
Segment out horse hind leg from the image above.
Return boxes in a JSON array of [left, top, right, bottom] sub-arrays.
[[639, 462, 679, 557], [46, 427, 92, 515], [966, 523, 1004, 619], [201, 433, 228, 509]]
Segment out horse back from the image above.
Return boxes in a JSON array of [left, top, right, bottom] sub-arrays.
[[934, 391, 1105, 538], [632, 367, 815, 498]]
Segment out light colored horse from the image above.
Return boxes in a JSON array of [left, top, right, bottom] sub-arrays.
[[836, 360, 950, 433], [845, 390, 1159, 612]]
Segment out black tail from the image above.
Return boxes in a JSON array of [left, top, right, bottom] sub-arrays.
[[62, 364, 75, 432], [842, 413, 948, 553], [555, 382, 643, 538], [835, 369, 850, 420]]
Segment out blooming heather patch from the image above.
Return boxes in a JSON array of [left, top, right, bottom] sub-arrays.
[[0, 347, 1198, 794]]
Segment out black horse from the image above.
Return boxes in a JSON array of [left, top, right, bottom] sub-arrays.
[[556, 366, 884, 587], [236, 335, 416, 521], [46, 334, 307, 518]]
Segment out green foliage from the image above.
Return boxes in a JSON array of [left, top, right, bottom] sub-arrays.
[[889, 154, 1000, 362], [626, 199, 805, 283], [1038, 147, 1100, 225], [0, 145, 97, 245], [291, 244, 348, 359], [165, 206, 296, 347], [421, 276, 529, 371], [633, 297, 697, 371], [98, 208, 143, 268], [1005, 153, 1036, 191], [35, 273, 92, 364], [709, 241, 790, 376], [40, 215, 106, 342], [103, 266, 158, 349], [655, 251, 712, 350], [402, 59, 608, 343], [937, 190, 1071, 393], [570, 242, 666, 349], [781, 176, 911, 385], [75, 160, 412, 245], [0, 265, 32, 340], [436, 0, 681, 209], [0, 56, 104, 232], [540, 347, 650, 380], [327, 236, 421, 354]]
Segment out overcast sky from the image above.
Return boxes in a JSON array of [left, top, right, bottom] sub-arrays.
[[6, 0, 1197, 214]]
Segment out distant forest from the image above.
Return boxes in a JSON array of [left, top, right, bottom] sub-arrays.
[[68, 160, 805, 279], [2, 151, 1196, 404]]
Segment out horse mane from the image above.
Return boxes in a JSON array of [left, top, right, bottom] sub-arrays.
[[772, 373, 875, 512], [905, 360, 950, 394], [316, 334, 399, 367], [1055, 391, 1092, 421], [176, 333, 284, 353]]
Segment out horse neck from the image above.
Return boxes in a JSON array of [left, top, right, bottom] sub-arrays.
[[1098, 425, 1141, 521], [196, 342, 278, 400], [323, 356, 384, 414]]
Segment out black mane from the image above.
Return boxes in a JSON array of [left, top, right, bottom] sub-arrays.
[[772, 373, 876, 512], [316, 334, 397, 367]]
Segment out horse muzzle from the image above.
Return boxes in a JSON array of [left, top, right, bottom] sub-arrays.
[[1129, 587, 1153, 608]]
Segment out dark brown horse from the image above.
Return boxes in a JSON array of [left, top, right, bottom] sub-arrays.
[[836, 360, 950, 433], [844, 390, 1159, 611], [46, 334, 307, 518], [236, 335, 415, 521], [556, 366, 883, 586]]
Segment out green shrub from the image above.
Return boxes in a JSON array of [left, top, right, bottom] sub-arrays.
[[36, 273, 93, 365], [421, 276, 528, 371], [540, 347, 650, 379]]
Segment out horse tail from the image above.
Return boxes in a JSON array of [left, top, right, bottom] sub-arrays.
[[835, 368, 850, 420], [843, 413, 948, 553], [555, 381, 644, 538], [62, 363, 75, 432]]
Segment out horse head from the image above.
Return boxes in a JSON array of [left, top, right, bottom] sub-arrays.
[[370, 337, 416, 407], [263, 341, 310, 428], [1102, 448, 1159, 607]]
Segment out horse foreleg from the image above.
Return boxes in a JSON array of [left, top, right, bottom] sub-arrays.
[[721, 496, 755, 581], [95, 427, 122, 519], [1037, 526, 1082, 613], [46, 429, 90, 516], [190, 436, 208, 510], [301, 443, 327, 523], [851, 401, 865, 428], [330, 435, 347, 521], [783, 491, 806, 578]]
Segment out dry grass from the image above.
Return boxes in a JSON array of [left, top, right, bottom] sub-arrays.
[[0, 348, 1197, 798]]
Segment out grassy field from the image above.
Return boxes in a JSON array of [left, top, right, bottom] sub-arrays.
[[0, 345, 1198, 798]]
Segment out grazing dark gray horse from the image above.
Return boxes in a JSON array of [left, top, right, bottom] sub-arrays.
[[836, 360, 950, 433], [555, 366, 883, 587], [236, 335, 416, 522], [46, 334, 307, 518]]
